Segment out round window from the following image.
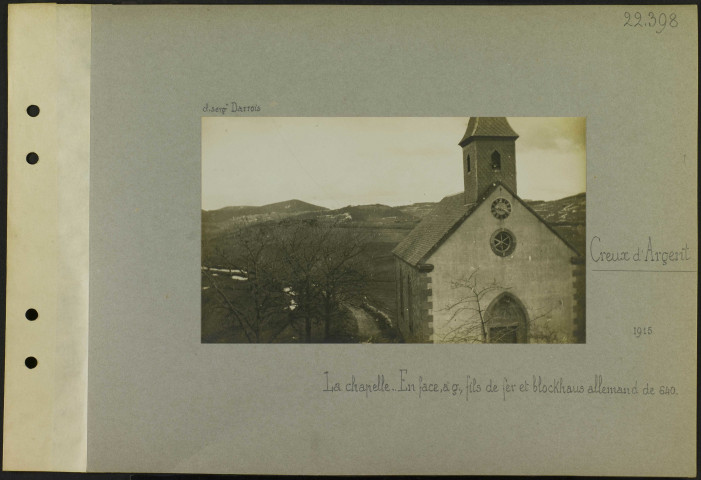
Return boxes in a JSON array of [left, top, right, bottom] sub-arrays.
[[490, 229, 516, 257]]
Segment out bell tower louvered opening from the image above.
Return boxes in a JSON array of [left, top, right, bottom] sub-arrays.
[[459, 117, 519, 204]]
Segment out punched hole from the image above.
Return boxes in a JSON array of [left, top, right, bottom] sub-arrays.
[[25, 309, 38, 321], [26, 105, 40, 117], [26, 152, 39, 165], [25, 357, 38, 369]]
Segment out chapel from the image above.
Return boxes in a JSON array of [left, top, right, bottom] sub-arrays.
[[392, 117, 585, 344]]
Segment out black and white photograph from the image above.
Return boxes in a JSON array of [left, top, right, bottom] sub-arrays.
[[202, 117, 586, 344]]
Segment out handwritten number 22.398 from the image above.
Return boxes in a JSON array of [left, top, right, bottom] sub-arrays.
[[624, 12, 678, 33]]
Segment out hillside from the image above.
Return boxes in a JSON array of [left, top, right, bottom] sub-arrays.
[[202, 199, 327, 224], [259, 199, 328, 215], [396, 202, 438, 219], [399, 193, 585, 222], [203, 194, 585, 247], [524, 193, 586, 226], [326, 204, 417, 223], [525, 193, 586, 255]]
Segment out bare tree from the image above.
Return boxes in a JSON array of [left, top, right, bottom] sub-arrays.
[[274, 219, 370, 342], [439, 270, 561, 344], [204, 217, 372, 343], [203, 223, 288, 342], [274, 220, 323, 343], [439, 270, 504, 343], [315, 224, 369, 340]]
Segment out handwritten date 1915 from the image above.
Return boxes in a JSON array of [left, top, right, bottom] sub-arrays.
[[624, 12, 678, 33], [634, 326, 652, 337]]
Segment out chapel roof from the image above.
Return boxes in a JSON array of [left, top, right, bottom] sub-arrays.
[[392, 193, 477, 267], [392, 182, 581, 267], [458, 117, 519, 147]]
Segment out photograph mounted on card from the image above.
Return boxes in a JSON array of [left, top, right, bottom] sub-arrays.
[[3, 3, 697, 476]]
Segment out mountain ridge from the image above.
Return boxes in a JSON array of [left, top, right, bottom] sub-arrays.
[[204, 192, 586, 227], [202, 199, 328, 223]]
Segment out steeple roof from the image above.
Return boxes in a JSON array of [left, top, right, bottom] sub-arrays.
[[458, 117, 519, 146]]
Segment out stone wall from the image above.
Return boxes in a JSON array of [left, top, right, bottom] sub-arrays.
[[395, 259, 433, 342], [571, 256, 586, 343]]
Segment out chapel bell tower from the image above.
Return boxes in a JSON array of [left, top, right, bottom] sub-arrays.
[[458, 117, 519, 205]]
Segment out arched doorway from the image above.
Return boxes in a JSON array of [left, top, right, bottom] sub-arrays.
[[485, 293, 528, 343]]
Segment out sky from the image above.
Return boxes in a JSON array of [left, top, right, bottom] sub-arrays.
[[202, 117, 586, 210]]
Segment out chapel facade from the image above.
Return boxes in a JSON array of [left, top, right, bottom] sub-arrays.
[[392, 117, 585, 344]]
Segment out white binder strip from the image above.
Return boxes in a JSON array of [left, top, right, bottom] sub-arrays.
[[4, 4, 90, 471]]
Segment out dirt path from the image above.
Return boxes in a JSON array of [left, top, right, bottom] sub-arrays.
[[346, 305, 381, 342]]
